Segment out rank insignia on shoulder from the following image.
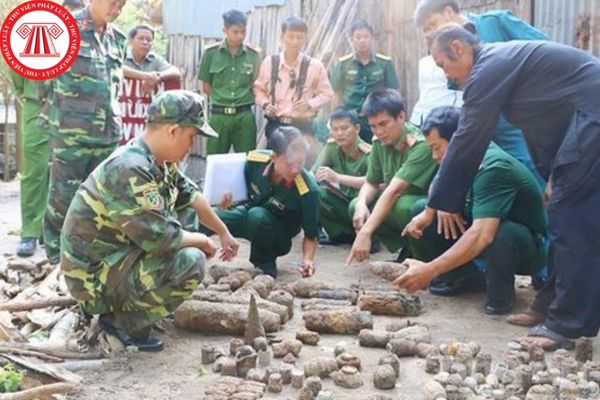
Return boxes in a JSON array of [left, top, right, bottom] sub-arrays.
[[204, 41, 220, 50], [376, 53, 392, 61], [295, 174, 309, 196], [247, 151, 270, 163], [358, 142, 372, 154], [405, 133, 417, 148], [338, 53, 353, 62]]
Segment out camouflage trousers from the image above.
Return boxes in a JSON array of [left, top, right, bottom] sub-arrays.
[[44, 138, 115, 263], [62, 247, 205, 335]]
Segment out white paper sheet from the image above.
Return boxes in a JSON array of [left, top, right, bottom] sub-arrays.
[[203, 153, 248, 205]]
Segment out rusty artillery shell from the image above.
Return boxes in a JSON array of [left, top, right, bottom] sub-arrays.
[[575, 337, 594, 363], [358, 329, 391, 348], [358, 292, 422, 316], [303, 309, 373, 334]]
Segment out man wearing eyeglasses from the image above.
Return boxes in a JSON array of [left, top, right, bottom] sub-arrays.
[[123, 24, 181, 96], [254, 16, 334, 160]]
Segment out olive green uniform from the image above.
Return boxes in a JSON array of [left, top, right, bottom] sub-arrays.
[[331, 53, 400, 143], [9, 71, 51, 241], [214, 150, 320, 277], [124, 48, 172, 72], [349, 123, 437, 254], [409, 144, 546, 303], [61, 137, 204, 336], [311, 138, 370, 239], [198, 41, 261, 154]]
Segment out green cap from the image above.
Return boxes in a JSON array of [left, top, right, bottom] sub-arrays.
[[146, 90, 218, 138]]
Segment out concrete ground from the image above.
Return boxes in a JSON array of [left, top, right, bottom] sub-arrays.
[[0, 180, 598, 400]]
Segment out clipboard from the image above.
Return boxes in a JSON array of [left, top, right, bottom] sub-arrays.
[[203, 153, 248, 206]]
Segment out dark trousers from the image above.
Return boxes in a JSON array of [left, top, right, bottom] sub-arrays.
[[265, 118, 314, 141], [544, 112, 600, 338], [409, 199, 545, 305]]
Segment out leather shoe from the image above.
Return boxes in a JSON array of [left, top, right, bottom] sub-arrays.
[[369, 238, 381, 254], [99, 316, 163, 352], [484, 299, 515, 315], [429, 278, 466, 296], [17, 238, 37, 257]]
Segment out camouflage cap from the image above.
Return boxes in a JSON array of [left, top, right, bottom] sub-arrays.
[[146, 90, 218, 138]]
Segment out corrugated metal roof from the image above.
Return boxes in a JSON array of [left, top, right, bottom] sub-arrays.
[[534, 0, 599, 55], [163, 0, 285, 37]]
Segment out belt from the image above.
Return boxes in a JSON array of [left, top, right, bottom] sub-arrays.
[[211, 104, 253, 115], [273, 116, 312, 125]]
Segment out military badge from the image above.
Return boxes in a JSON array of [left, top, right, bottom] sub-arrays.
[[141, 187, 163, 211]]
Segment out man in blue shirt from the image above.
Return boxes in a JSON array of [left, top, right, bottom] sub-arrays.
[[414, 0, 547, 190]]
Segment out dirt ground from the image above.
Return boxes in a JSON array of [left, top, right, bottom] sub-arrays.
[[1, 180, 598, 400]]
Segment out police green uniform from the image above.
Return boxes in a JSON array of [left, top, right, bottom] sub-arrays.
[[9, 72, 51, 242], [43, 6, 127, 264], [311, 138, 370, 240], [331, 53, 400, 143], [61, 91, 212, 338], [198, 40, 261, 154], [409, 143, 546, 303], [349, 123, 437, 255], [124, 48, 172, 72], [215, 150, 320, 277]]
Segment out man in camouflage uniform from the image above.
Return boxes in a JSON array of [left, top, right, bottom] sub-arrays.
[[61, 91, 239, 351], [213, 127, 320, 278], [9, 72, 51, 257], [311, 108, 370, 245], [198, 9, 261, 154], [331, 19, 400, 143], [43, 0, 128, 264]]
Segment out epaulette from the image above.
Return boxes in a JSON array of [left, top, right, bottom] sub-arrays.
[[376, 53, 392, 61], [246, 43, 262, 53], [326, 137, 336, 144], [204, 41, 221, 51], [358, 142, 372, 154], [338, 53, 353, 62], [405, 133, 417, 149], [295, 174, 310, 196], [247, 150, 271, 163]]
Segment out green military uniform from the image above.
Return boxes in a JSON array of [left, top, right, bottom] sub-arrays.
[[331, 53, 400, 143], [9, 71, 51, 242], [214, 150, 320, 277], [43, 6, 127, 264], [311, 137, 370, 240], [61, 91, 213, 338], [198, 40, 261, 154], [349, 123, 437, 255], [409, 144, 546, 302], [124, 48, 172, 72]]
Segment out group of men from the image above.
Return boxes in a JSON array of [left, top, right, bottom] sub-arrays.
[[11, 0, 600, 352]]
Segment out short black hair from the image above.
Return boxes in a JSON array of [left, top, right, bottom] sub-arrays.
[[350, 19, 374, 35], [128, 24, 155, 40], [223, 9, 247, 27], [268, 126, 308, 156], [62, 0, 84, 10], [361, 88, 406, 119], [414, 0, 460, 27], [329, 108, 360, 125], [421, 106, 460, 141], [431, 24, 480, 60], [282, 16, 308, 34]]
